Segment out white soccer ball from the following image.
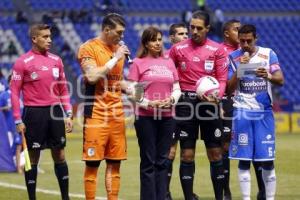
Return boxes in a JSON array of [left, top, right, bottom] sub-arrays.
[[195, 76, 220, 97]]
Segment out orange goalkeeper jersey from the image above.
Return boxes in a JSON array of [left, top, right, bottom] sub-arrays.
[[77, 38, 125, 120]]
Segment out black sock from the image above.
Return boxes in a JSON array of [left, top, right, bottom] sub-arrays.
[[210, 160, 225, 200], [180, 161, 194, 200], [166, 159, 173, 194], [222, 152, 230, 193], [253, 161, 265, 193], [54, 162, 69, 200], [25, 164, 38, 200]]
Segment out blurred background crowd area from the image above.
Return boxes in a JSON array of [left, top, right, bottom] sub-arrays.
[[1, 0, 300, 132]]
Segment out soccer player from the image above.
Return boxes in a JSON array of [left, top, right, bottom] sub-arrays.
[[221, 20, 267, 200], [165, 22, 188, 200], [219, 19, 241, 200], [169, 11, 227, 200], [227, 24, 284, 200], [10, 24, 73, 200], [77, 13, 134, 200], [169, 23, 189, 46], [127, 26, 181, 200]]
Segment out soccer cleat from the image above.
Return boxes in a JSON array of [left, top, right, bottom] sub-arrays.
[[165, 192, 173, 200], [192, 193, 200, 200], [257, 190, 266, 200], [223, 190, 232, 200]]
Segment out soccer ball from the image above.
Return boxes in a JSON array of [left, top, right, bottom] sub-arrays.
[[195, 76, 220, 97]]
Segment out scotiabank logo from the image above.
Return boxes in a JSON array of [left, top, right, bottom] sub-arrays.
[[240, 78, 267, 94]]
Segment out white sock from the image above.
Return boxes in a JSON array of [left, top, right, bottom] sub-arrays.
[[238, 169, 251, 200], [262, 168, 276, 200]]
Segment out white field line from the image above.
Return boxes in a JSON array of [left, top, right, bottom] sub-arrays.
[[0, 181, 107, 200]]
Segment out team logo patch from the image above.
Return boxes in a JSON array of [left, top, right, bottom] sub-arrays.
[[31, 72, 38, 80], [238, 133, 248, 145], [87, 147, 95, 157], [214, 128, 222, 138], [204, 60, 214, 72], [52, 68, 59, 79]]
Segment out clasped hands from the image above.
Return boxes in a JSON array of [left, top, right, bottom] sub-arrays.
[[198, 94, 220, 104], [148, 97, 174, 109]]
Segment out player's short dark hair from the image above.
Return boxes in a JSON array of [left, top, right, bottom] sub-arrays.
[[191, 10, 210, 26], [222, 19, 240, 33], [169, 23, 187, 36], [102, 13, 125, 30], [136, 26, 163, 58], [238, 24, 257, 38], [29, 24, 51, 38]]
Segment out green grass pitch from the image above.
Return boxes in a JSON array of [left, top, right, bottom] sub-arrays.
[[0, 130, 299, 199]]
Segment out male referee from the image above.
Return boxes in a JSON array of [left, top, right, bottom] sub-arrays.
[[11, 24, 73, 200]]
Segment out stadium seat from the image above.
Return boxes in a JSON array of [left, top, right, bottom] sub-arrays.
[[206, 0, 300, 12], [1, 3, 299, 103]]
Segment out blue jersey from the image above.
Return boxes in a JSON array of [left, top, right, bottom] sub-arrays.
[[0, 90, 16, 133], [228, 46, 280, 161], [228, 46, 281, 111]]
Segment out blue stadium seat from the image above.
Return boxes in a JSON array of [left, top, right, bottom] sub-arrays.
[[1, 3, 299, 103], [0, 0, 14, 11], [206, 0, 300, 12], [28, 0, 93, 11]]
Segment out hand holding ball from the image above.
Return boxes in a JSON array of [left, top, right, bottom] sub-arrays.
[[195, 76, 220, 100]]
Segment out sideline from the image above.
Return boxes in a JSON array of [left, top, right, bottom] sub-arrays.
[[0, 181, 107, 200]]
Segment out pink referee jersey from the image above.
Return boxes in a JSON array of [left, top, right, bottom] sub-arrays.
[[220, 42, 239, 97], [127, 56, 179, 117], [219, 42, 239, 57], [169, 38, 227, 97], [10, 50, 72, 122]]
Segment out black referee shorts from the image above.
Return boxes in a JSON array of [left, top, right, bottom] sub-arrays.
[[221, 96, 234, 143], [22, 105, 66, 150], [175, 92, 223, 148]]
